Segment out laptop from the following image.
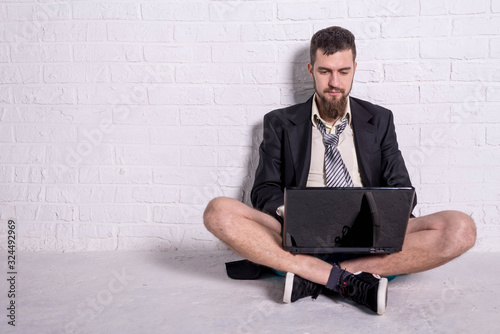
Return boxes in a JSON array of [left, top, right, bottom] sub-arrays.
[[282, 187, 415, 254]]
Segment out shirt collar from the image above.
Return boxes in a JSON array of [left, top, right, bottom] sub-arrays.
[[311, 93, 352, 131]]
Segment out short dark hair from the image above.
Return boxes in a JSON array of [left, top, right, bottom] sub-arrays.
[[310, 26, 356, 64]]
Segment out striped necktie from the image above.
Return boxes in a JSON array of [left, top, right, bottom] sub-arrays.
[[316, 116, 354, 187]]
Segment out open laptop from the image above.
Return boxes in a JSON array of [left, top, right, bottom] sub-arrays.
[[282, 187, 415, 254]]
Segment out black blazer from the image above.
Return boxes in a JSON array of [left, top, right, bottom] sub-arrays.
[[250, 95, 416, 219]]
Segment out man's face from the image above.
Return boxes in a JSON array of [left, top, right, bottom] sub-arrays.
[[308, 48, 357, 121]]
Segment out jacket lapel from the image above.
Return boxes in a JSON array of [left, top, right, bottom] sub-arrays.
[[350, 97, 378, 186], [286, 97, 313, 186]]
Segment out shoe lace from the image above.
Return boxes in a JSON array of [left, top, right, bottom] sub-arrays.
[[299, 278, 322, 300], [337, 271, 369, 306]]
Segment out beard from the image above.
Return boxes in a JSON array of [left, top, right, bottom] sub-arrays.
[[312, 76, 352, 120], [316, 90, 348, 120]]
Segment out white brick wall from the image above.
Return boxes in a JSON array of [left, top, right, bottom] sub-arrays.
[[0, 0, 499, 252]]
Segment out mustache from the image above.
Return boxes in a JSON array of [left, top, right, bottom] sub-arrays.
[[324, 87, 345, 94]]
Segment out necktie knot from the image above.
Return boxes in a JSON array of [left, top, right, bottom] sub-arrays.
[[316, 117, 348, 148]]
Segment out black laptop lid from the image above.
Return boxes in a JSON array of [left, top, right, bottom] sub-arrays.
[[282, 187, 415, 254]]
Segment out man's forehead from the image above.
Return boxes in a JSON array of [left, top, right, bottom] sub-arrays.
[[313, 49, 355, 67]]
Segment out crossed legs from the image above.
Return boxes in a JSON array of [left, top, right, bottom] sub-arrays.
[[203, 197, 477, 285]]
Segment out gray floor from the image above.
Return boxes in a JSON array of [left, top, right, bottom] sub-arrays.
[[1, 251, 499, 334]]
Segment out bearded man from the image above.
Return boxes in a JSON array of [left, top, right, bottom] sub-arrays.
[[203, 26, 476, 315]]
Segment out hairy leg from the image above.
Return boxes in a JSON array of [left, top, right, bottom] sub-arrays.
[[203, 197, 333, 285], [340, 210, 477, 276]]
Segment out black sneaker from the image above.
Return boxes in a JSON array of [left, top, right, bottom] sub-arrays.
[[338, 271, 388, 315], [283, 272, 322, 303]]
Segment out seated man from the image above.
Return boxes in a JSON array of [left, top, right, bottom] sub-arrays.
[[203, 26, 476, 315]]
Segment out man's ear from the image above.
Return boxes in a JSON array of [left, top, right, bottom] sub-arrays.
[[307, 62, 313, 77]]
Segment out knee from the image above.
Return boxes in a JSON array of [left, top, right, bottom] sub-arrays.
[[444, 210, 477, 254], [203, 197, 239, 233]]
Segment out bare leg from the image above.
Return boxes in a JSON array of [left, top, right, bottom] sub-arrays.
[[203, 197, 333, 285], [340, 210, 477, 276]]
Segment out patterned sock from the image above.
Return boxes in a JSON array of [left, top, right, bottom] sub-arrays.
[[325, 264, 351, 292]]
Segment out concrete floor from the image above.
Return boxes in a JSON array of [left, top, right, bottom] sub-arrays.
[[1, 251, 499, 334]]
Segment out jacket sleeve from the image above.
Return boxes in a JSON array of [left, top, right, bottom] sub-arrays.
[[379, 111, 418, 210], [250, 112, 286, 219]]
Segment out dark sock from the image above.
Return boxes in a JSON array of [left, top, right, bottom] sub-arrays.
[[325, 264, 351, 292]]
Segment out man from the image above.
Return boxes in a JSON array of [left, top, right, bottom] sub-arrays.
[[203, 26, 476, 315]]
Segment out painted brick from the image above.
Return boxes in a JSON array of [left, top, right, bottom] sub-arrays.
[[351, 84, 419, 104], [0, 22, 40, 43], [0, 185, 43, 202], [115, 145, 180, 166], [112, 106, 178, 126], [42, 22, 107, 42], [46, 186, 116, 204], [0, 166, 14, 183], [15, 124, 77, 143], [0, 124, 14, 142], [150, 126, 218, 146], [41, 44, 72, 62], [77, 85, 147, 105], [241, 23, 311, 42], [72, 2, 139, 20], [356, 39, 419, 61], [421, 38, 489, 59], [453, 17, 500, 36], [392, 105, 451, 125], [218, 147, 252, 167], [494, 1, 500, 13], [214, 86, 280, 105], [73, 44, 142, 62], [0, 45, 9, 62], [148, 86, 212, 105], [492, 38, 500, 58], [48, 143, 115, 166], [354, 62, 384, 83], [115, 186, 179, 204], [421, 124, 486, 147], [6, 3, 70, 20], [174, 24, 240, 43], [384, 60, 451, 82], [107, 22, 173, 42], [452, 61, 500, 82], [79, 167, 151, 184], [217, 128, 254, 147], [487, 86, 500, 102], [382, 17, 450, 38], [3, 106, 111, 124], [13, 86, 76, 104], [152, 167, 216, 186], [144, 44, 211, 63], [181, 147, 218, 167], [420, 83, 486, 104], [210, 2, 274, 21], [44, 64, 110, 83], [277, 1, 347, 20], [176, 64, 242, 84], [141, 3, 209, 21], [348, 0, 418, 17], [80, 205, 148, 223], [36, 205, 78, 222], [0, 87, 11, 103], [180, 107, 247, 126], [212, 44, 277, 63], [11, 44, 41, 62]]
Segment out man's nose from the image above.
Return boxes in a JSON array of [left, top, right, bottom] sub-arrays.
[[329, 73, 339, 87]]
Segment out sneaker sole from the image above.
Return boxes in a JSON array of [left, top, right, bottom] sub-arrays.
[[377, 277, 388, 315], [283, 272, 294, 304]]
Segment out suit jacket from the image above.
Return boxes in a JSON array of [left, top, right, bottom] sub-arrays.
[[250, 95, 416, 219]]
